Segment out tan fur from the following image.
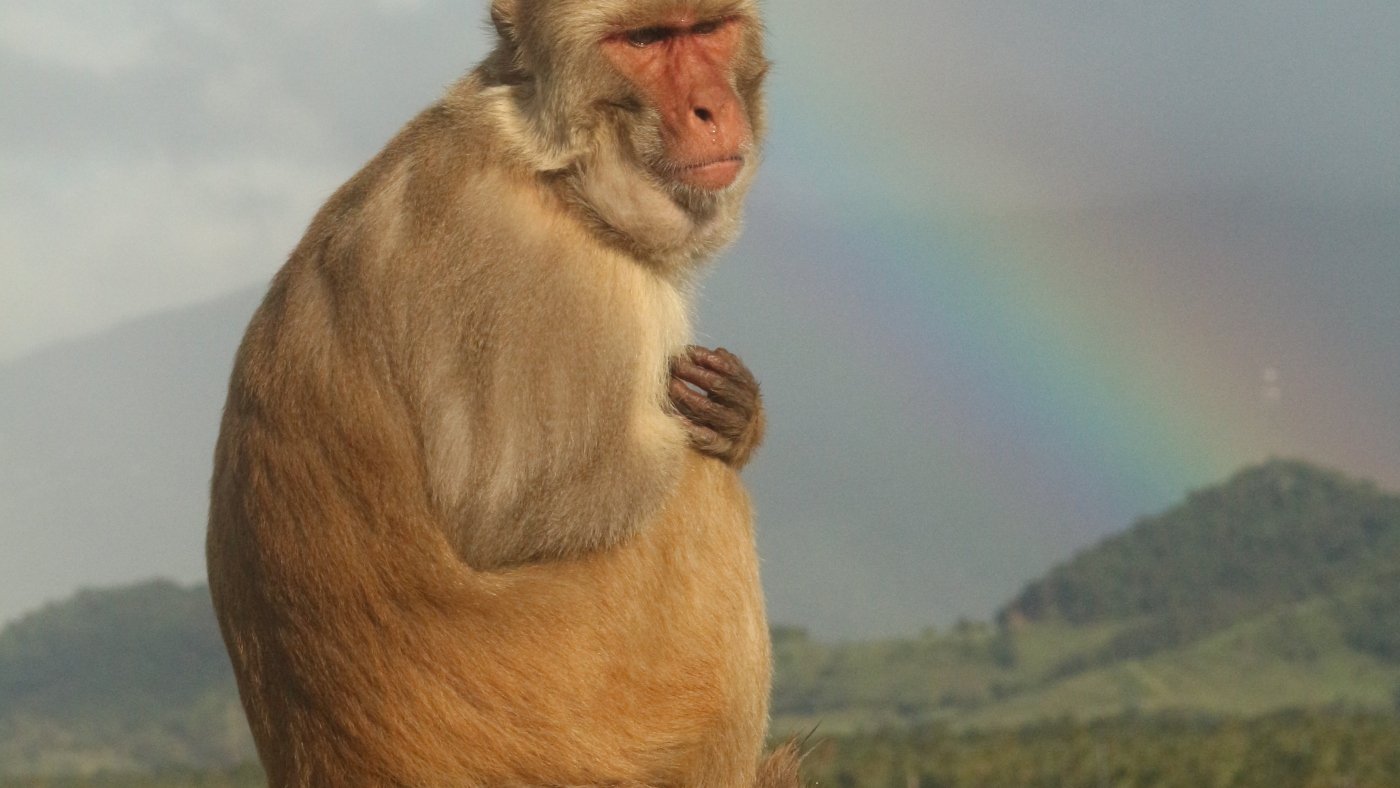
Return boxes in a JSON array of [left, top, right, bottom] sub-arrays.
[[208, 0, 796, 785]]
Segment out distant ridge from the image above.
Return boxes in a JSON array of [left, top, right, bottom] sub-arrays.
[[0, 288, 263, 628]]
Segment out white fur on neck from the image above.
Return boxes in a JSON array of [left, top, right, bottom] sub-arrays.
[[575, 143, 694, 254], [479, 80, 725, 266]]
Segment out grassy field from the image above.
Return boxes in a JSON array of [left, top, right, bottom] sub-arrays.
[[9, 710, 1400, 787], [770, 591, 1400, 737]]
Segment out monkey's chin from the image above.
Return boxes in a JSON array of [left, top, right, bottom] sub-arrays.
[[674, 157, 743, 191]]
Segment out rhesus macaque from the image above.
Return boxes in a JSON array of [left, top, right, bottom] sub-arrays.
[[207, 0, 798, 785]]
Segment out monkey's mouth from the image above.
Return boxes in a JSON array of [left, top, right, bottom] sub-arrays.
[[675, 156, 744, 191]]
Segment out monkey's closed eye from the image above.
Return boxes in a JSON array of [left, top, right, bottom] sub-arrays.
[[691, 20, 722, 35], [627, 26, 672, 47]]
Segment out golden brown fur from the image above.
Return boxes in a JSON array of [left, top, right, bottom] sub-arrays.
[[208, 0, 797, 784]]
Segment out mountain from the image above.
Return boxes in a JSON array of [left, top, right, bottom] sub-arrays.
[[1001, 459, 1400, 659], [3, 459, 1398, 776], [0, 289, 263, 628]]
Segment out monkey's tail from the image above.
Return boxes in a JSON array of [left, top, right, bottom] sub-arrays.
[[753, 740, 807, 788]]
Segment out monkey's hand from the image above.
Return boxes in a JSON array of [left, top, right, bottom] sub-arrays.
[[669, 345, 765, 469]]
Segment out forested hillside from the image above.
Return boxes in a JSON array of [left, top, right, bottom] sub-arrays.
[[1002, 460, 1400, 661], [0, 582, 251, 774]]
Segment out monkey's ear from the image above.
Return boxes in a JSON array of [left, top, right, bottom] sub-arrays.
[[490, 0, 519, 45], [483, 0, 530, 85]]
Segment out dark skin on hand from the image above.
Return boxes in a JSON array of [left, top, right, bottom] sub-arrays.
[[669, 345, 765, 470]]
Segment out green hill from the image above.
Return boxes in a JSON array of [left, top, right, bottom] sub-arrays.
[[770, 459, 1400, 732], [0, 581, 252, 775], [3, 459, 1400, 777], [1001, 459, 1400, 659]]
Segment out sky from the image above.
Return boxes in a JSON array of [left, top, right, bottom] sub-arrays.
[[2, 1, 1399, 636]]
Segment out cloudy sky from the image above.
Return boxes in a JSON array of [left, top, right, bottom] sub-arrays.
[[1, 0, 491, 359], [2, 1, 1398, 635]]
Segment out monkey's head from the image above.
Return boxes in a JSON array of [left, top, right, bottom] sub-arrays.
[[485, 0, 769, 270]]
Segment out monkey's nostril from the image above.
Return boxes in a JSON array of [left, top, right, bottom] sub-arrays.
[[694, 107, 713, 124]]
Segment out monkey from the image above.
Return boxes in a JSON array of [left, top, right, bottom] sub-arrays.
[[206, 0, 801, 785]]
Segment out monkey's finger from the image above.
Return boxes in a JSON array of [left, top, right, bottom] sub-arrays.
[[695, 350, 760, 402], [670, 378, 749, 441], [672, 359, 728, 398], [678, 352, 757, 410], [669, 377, 725, 423], [687, 345, 746, 378]]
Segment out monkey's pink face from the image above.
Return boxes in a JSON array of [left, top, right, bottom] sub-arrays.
[[601, 15, 752, 191]]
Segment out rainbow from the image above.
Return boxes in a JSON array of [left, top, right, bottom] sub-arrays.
[[731, 64, 1391, 530]]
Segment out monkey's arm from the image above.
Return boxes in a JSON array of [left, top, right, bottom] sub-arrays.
[[668, 345, 765, 469]]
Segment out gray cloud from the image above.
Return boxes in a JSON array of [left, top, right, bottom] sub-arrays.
[[0, 0, 490, 360], [776, 1, 1400, 208]]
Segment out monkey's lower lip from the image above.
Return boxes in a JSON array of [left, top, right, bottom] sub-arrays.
[[677, 157, 743, 190]]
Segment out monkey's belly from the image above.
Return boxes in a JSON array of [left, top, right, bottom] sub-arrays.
[[220, 450, 768, 785], [474, 452, 770, 783], [319, 451, 771, 784]]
